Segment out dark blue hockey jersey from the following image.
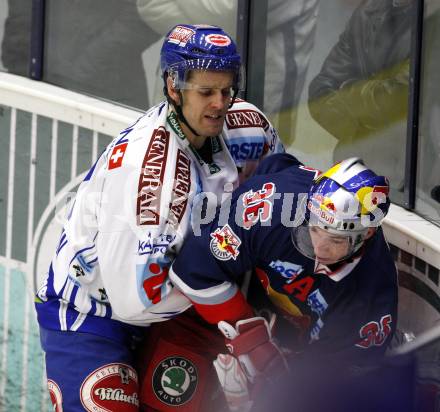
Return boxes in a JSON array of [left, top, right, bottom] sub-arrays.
[[169, 154, 398, 362]]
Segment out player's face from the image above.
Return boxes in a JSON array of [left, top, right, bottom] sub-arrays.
[[309, 226, 350, 265], [180, 70, 234, 140]]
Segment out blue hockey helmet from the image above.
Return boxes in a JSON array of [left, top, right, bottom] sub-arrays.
[[292, 158, 390, 262], [160, 24, 244, 92]]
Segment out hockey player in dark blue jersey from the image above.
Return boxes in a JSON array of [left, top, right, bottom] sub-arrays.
[[168, 153, 398, 410]]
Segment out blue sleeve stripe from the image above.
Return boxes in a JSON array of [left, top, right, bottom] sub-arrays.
[[68, 245, 96, 266], [83, 156, 101, 181], [56, 239, 68, 256], [88, 257, 98, 266]]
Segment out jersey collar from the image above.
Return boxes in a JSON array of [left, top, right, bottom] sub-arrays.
[[167, 109, 223, 175]]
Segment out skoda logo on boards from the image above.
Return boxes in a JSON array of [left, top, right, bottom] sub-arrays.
[[152, 356, 198, 406]]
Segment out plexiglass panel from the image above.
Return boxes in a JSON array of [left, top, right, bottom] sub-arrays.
[[265, 0, 414, 208], [0, 0, 32, 76], [416, 0, 440, 225], [43, 0, 238, 110]]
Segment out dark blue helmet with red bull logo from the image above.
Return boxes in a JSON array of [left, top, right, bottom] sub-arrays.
[[292, 158, 390, 262]]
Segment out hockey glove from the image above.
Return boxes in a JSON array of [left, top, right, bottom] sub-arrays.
[[218, 315, 288, 381], [214, 315, 289, 411]]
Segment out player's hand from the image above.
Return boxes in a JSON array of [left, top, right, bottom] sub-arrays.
[[213, 353, 252, 412]]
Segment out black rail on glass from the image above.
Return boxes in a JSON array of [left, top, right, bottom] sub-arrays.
[[236, 0, 250, 101], [404, 0, 425, 209], [29, 0, 45, 80], [237, 0, 268, 108]]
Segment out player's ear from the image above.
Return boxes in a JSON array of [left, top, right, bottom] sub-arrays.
[[365, 227, 376, 240], [166, 76, 181, 105]]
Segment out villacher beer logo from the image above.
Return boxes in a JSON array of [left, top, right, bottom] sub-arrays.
[[48, 379, 63, 412], [80, 363, 139, 412], [152, 356, 198, 406]]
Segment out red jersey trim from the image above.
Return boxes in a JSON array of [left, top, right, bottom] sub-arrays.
[[192, 290, 253, 324]]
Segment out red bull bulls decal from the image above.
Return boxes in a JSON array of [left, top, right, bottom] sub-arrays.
[[210, 225, 241, 261]]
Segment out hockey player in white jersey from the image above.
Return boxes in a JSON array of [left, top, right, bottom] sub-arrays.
[[35, 24, 283, 412]]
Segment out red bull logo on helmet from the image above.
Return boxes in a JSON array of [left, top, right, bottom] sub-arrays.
[[310, 193, 335, 210], [320, 197, 336, 213], [307, 197, 335, 225]]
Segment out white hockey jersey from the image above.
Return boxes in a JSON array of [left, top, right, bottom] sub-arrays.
[[36, 99, 284, 341]]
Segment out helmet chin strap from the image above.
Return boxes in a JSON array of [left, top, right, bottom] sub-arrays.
[[229, 88, 239, 108], [325, 241, 366, 270], [163, 81, 202, 138], [174, 91, 201, 138]]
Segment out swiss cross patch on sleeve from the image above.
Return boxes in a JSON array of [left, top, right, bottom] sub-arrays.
[[108, 143, 128, 170], [210, 225, 241, 261]]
